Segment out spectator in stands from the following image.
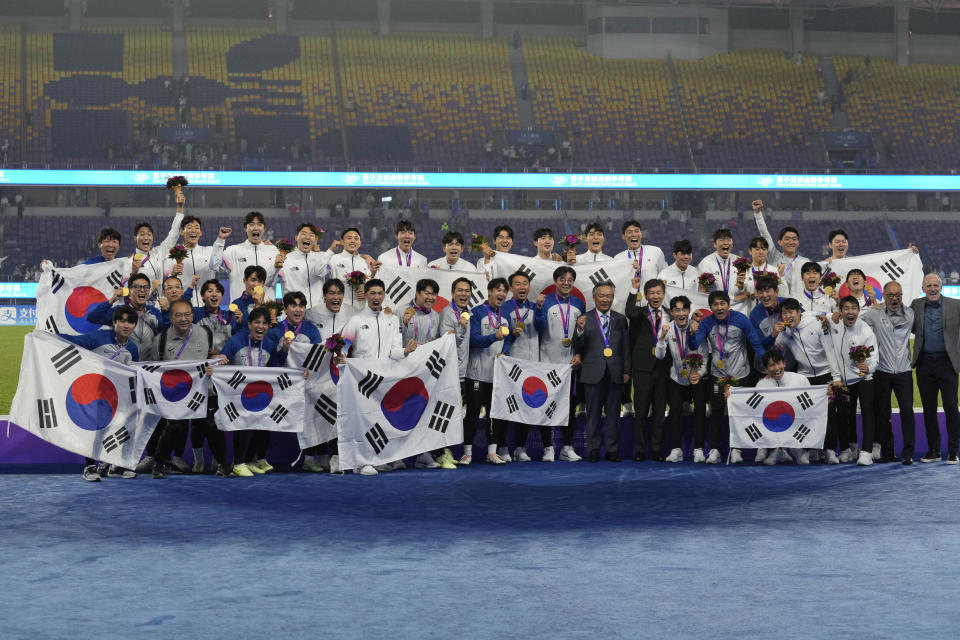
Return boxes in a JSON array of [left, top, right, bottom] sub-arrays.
[[15, 193, 24, 218]]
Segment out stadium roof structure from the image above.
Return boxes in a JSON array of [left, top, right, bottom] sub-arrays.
[[514, 0, 960, 10]]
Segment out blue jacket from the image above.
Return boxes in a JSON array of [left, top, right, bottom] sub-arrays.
[[266, 318, 323, 345], [748, 297, 786, 350], [220, 330, 285, 367], [63, 329, 140, 364]]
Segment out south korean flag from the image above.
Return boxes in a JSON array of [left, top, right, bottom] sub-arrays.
[[287, 341, 340, 449], [211, 366, 306, 433], [136, 360, 215, 420], [336, 333, 463, 471], [35, 258, 132, 336], [728, 385, 829, 449], [9, 330, 161, 469], [376, 264, 487, 313], [490, 356, 571, 427]]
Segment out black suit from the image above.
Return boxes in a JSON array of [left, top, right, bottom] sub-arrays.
[[625, 293, 671, 456], [572, 309, 631, 455], [911, 295, 960, 455]]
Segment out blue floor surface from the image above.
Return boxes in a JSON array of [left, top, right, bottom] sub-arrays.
[[3, 462, 960, 638]]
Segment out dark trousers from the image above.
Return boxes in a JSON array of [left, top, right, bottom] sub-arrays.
[[157, 417, 226, 465], [916, 355, 960, 454], [584, 370, 622, 454], [233, 430, 270, 464], [707, 375, 752, 452], [464, 379, 506, 448], [632, 369, 668, 456], [515, 382, 580, 449], [837, 379, 876, 450], [808, 373, 839, 451], [666, 378, 709, 450], [144, 423, 162, 457], [874, 370, 916, 458]]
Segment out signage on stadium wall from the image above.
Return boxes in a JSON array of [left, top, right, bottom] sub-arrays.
[[0, 283, 39, 299], [0, 305, 37, 326], [0, 169, 959, 191], [158, 127, 211, 143], [505, 130, 556, 145]]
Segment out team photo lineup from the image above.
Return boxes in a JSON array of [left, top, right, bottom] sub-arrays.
[[12, 187, 952, 481]]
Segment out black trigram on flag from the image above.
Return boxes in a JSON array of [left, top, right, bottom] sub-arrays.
[[515, 264, 537, 283], [796, 392, 813, 411], [276, 373, 293, 390], [50, 271, 65, 294], [545, 400, 558, 419], [744, 423, 763, 443], [226, 371, 246, 389], [428, 400, 455, 433], [384, 276, 412, 304], [106, 269, 124, 289], [128, 376, 137, 403], [547, 369, 562, 387], [36, 398, 58, 428], [143, 388, 157, 405], [44, 317, 60, 335], [51, 344, 81, 374], [102, 427, 130, 453], [506, 395, 519, 413], [507, 364, 522, 382], [314, 394, 337, 424], [301, 344, 325, 372], [468, 280, 486, 306], [140, 364, 161, 373], [426, 350, 446, 379], [358, 370, 384, 398], [224, 402, 240, 422], [793, 424, 811, 443], [881, 259, 904, 280], [269, 406, 289, 424], [195, 363, 207, 376], [365, 423, 389, 454], [589, 268, 611, 288], [746, 392, 764, 410], [187, 392, 205, 412]]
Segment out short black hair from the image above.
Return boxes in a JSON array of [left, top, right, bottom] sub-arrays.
[[708, 290, 730, 305], [296, 222, 319, 236], [416, 278, 439, 294], [282, 291, 307, 307], [621, 220, 642, 234], [493, 225, 515, 240], [533, 227, 554, 241], [781, 298, 803, 312], [243, 265, 267, 281], [643, 278, 665, 295], [323, 279, 345, 295], [669, 295, 691, 311], [98, 227, 121, 244], [442, 231, 464, 246], [364, 278, 385, 291], [395, 219, 415, 235], [762, 350, 785, 368], [552, 266, 575, 282], [201, 278, 224, 296], [488, 277, 508, 292], [134, 221, 154, 236], [508, 271, 530, 287], [778, 226, 800, 241], [113, 305, 139, 324], [128, 273, 150, 287], [169, 298, 194, 315], [244, 211, 265, 227], [749, 236, 769, 250], [341, 227, 362, 240], [180, 215, 201, 230], [451, 277, 472, 294], [845, 268, 866, 282], [755, 275, 779, 292], [584, 222, 604, 235], [673, 239, 693, 255], [712, 228, 733, 242], [248, 307, 271, 325], [800, 261, 822, 275], [828, 229, 848, 243], [839, 295, 860, 309]]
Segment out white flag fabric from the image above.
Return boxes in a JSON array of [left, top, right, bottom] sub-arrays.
[[376, 264, 487, 314], [664, 285, 752, 318], [287, 341, 340, 449], [728, 385, 829, 449], [36, 259, 132, 336], [211, 366, 306, 433], [9, 330, 161, 468], [826, 249, 923, 304], [336, 333, 463, 470], [136, 360, 213, 420], [490, 355, 571, 426], [491, 253, 636, 313]]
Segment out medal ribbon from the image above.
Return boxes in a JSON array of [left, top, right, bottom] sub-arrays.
[[594, 309, 611, 352]]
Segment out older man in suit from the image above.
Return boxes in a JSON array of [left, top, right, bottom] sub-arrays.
[[911, 273, 960, 464], [572, 281, 631, 462]]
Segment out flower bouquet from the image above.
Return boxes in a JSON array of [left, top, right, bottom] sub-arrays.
[[828, 385, 850, 404], [681, 353, 704, 379], [733, 257, 752, 272], [561, 234, 582, 252], [470, 233, 489, 253], [168, 244, 188, 264], [697, 272, 716, 292], [821, 271, 841, 296], [166, 175, 189, 193], [274, 238, 295, 255], [345, 270, 367, 288], [262, 300, 283, 326], [849, 344, 874, 377], [716, 376, 740, 394], [324, 333, 352, 355]]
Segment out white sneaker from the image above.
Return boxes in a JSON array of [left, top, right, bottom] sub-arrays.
[[558, 445, 581, 462], [496, 447, 512, 463], [134, 455, 155, 473], [857, 450, 874, 466], [621, 402, 635, 418], [754, 448, 770, 464], [415, 452, 440, 469], [763, 448, 779, 466], [729, 448, 743, 464], [486, 452, 507, 465], [81, 465, 101, 482], [838, 446, 856, 463], [542, 446, 555, 462], [374, 463, 392, 472], [823, 449, 840, 464], [705, 449, 721, 464], [798, 450, 811, 465], [665, 448, 683, 463], [191, 448, 205, 473], [355, 464, 378, 475], [693, 448, 706, 463], [513, 447, 531, 462], [458, 453, 473, 465], [329, 455, 341, 474], [872, 443, 881, 461]]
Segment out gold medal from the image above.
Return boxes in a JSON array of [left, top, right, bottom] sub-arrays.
[[824, 286, 834, 296], [461, 312, 471, 320], [680, 369, 690, 378], [652, 347, 657, 356], [562, 338, 572, 347], [229, 303, 239, 312], [121, 287, 129, 296], [499, 325, 510, 337], [515, 321, 524, 330], [133, 253, 143, 262], [254, 285, 264, 295], [716, 359, 725, 369], [283, 331, 295, 340], [603, 347, 613, 357]]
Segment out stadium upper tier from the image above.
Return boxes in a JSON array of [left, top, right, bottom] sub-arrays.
[[0, 26, 957, 172]]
